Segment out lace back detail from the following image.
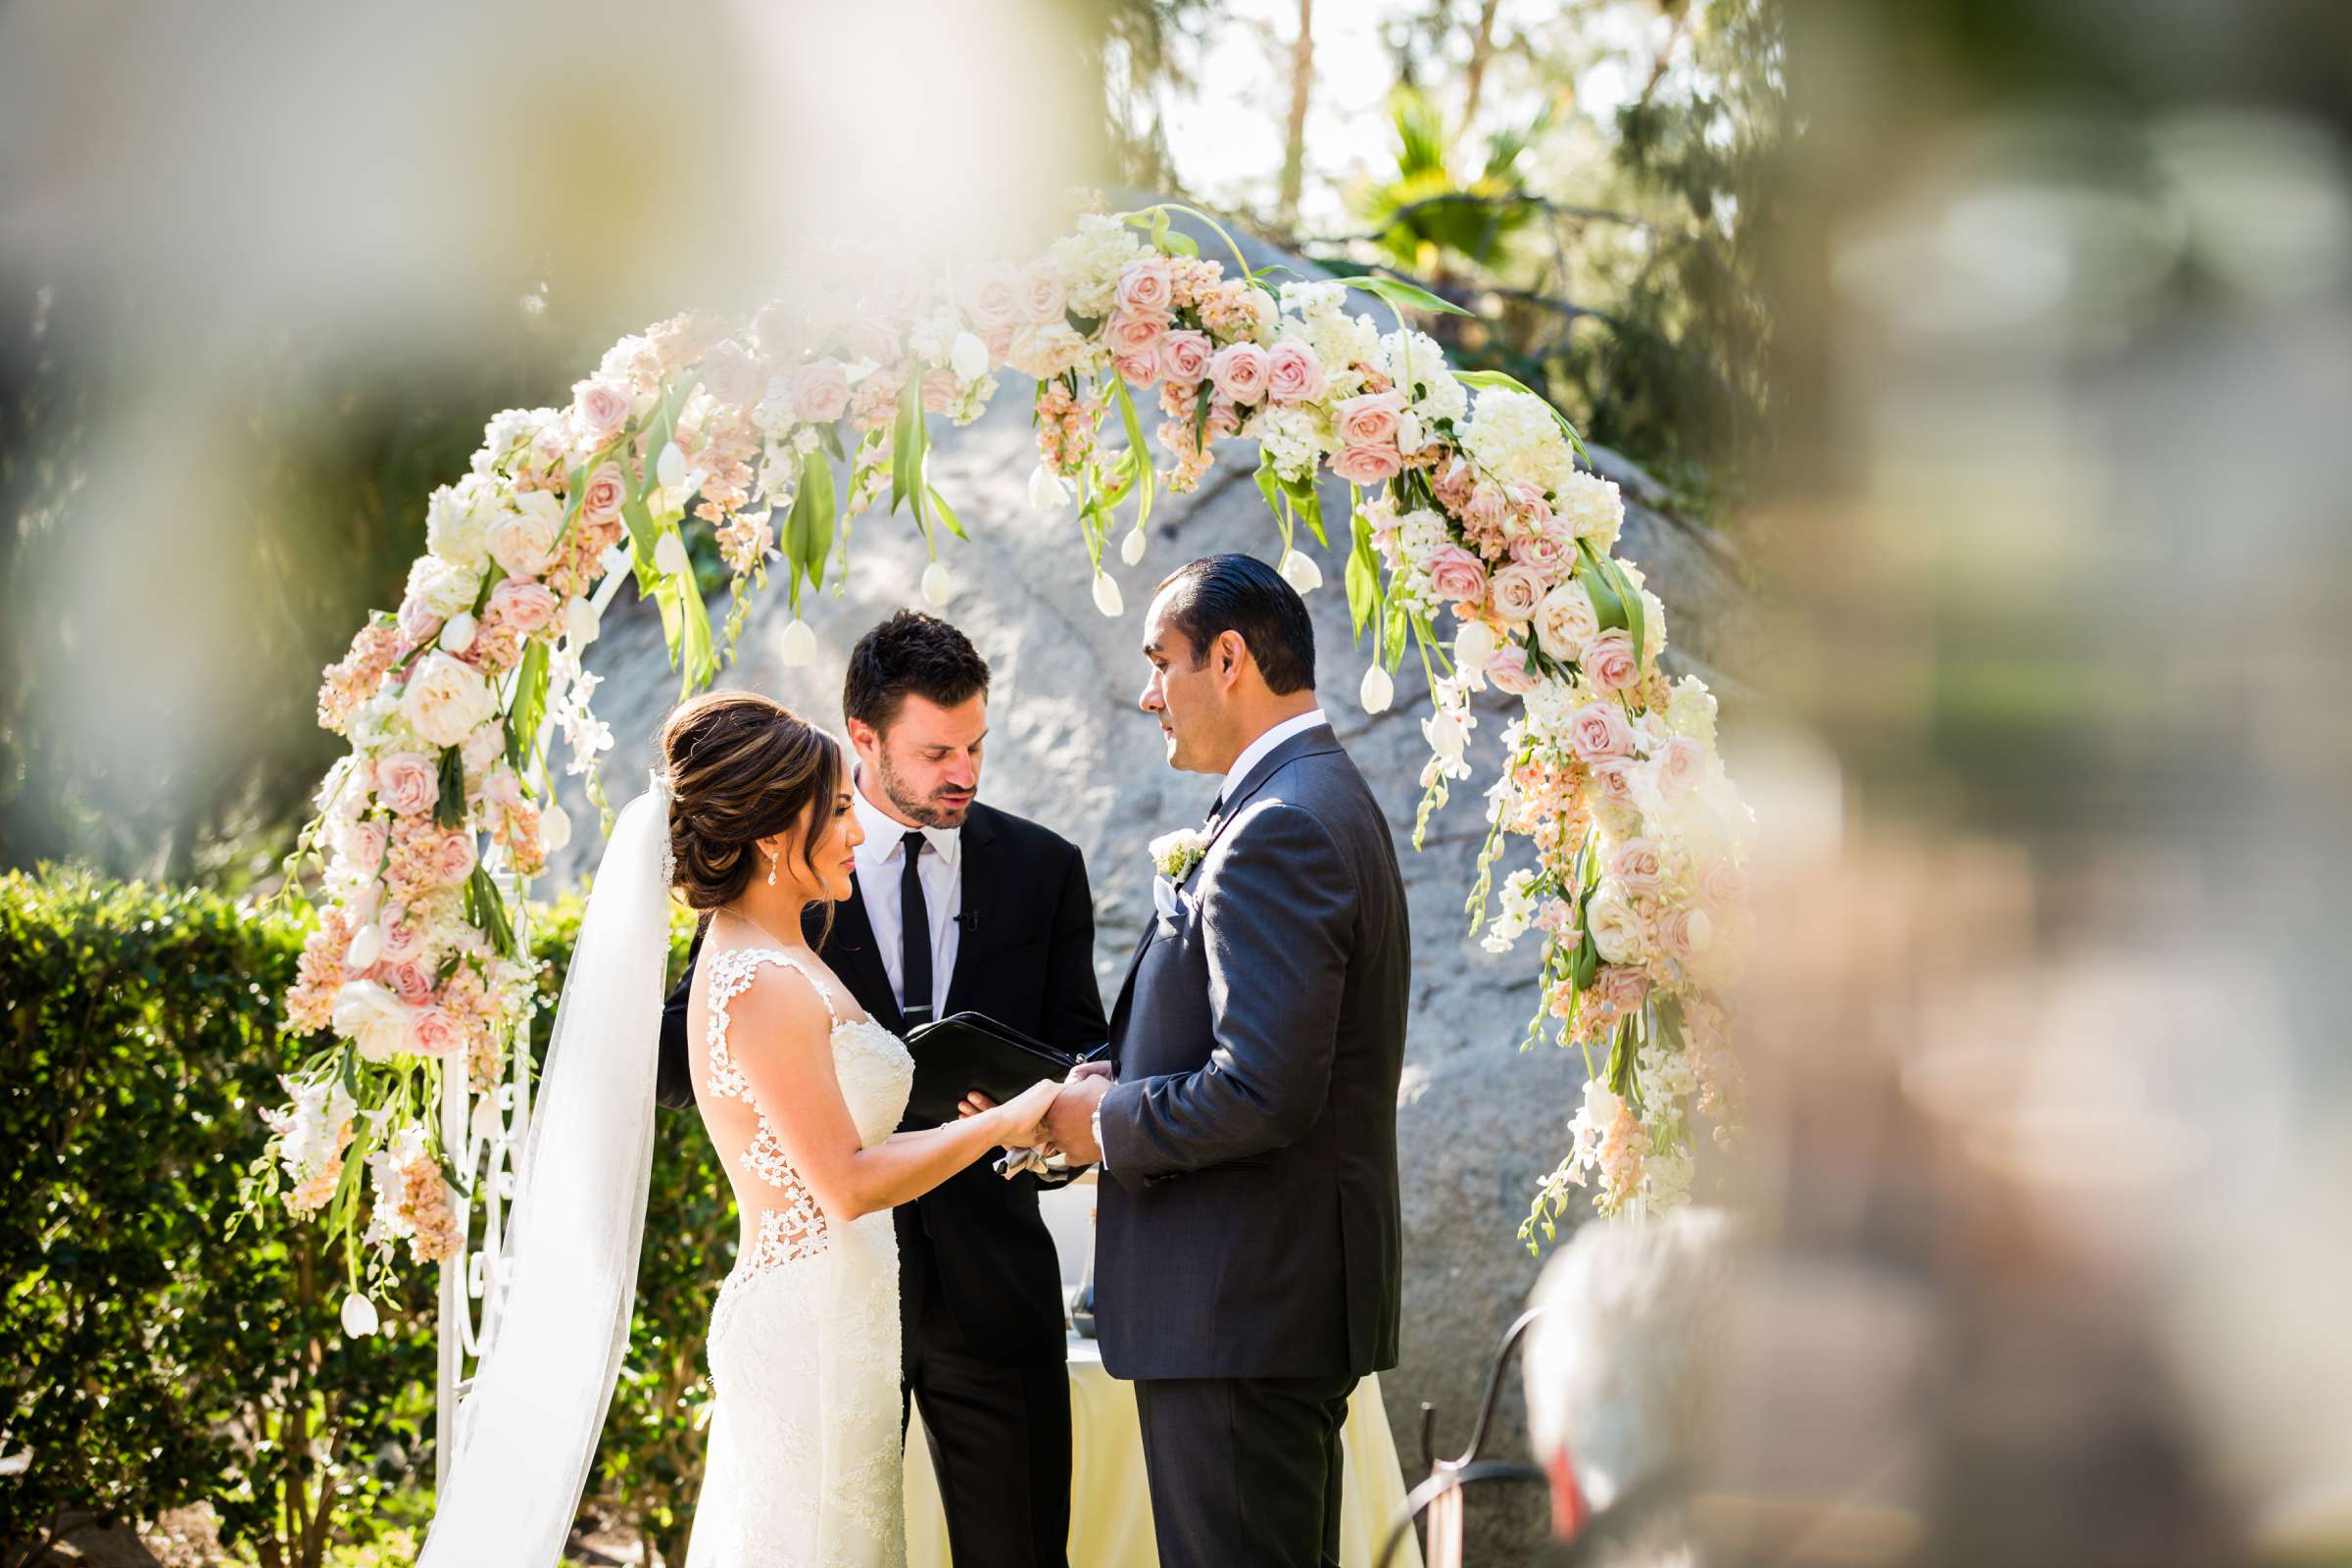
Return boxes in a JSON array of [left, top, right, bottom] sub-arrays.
[[705, 947, 835, 1270]]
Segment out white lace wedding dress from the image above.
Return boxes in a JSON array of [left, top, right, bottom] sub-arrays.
[[684, 946, 915, 1568]]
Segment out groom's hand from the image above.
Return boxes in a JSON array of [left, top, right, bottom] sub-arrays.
[[1044, 1071, 1110, 1164]]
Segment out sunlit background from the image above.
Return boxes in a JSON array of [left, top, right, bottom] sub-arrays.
[[6, 0, 2351, 1562]]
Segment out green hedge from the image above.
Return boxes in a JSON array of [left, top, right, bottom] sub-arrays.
[[0, 869, 720, 1568]]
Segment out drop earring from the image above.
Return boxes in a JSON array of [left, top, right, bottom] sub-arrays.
[[766, 852, 779, 887]]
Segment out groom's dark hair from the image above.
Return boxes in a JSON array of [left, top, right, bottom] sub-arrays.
[[1157, 553, 1316, 695], [843, 611, 992, 732]]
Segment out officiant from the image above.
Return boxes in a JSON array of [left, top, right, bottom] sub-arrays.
[[658, 610, 1107, 1568]]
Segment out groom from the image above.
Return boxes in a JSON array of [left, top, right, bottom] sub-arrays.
[[655, 611, 1104, 1568], [1042, 554, 1410, 1568]]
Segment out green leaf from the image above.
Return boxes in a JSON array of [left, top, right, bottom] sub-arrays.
[[1113, 378, 1155, 533], [1346, 535, 1378, 643], [1253, 449, 1284, 523], [433, 748, 466, 829], [1281, 471, 1327, 548], [619, 495, 660, 573], [799, 448, 836, 590], [677, 571, 715, 700], [1161, 228, 1199, 258], [1576, 544, 1630, 633], [1345, 272, 1474, 318], [889, 378, 918, 515], [1383, 603, 1410, 672], [927, 484, 968, 541], [1569, 927, 1599, 994], [1604, 554, 1645, 666], [1192, 385, 1215, 451], [1064, 309, 1102, 337], [503, 640, 551, 771]]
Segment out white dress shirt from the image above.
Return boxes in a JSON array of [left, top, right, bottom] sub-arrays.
[[851, 772, 962, 1022], [1213, 707, 1328, 817]]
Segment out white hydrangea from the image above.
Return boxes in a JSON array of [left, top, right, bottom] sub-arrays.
[[1376, 328, 1466, 422], [1278, 278, 1348, 316], [478, 407, 553, 473], [405, 556, 482, 620], [425, 478, 495, 568], [1552, 469, 1625, 550], [1047, 214, 1146, 319], [1254, 406, 1323, 483], [1460, 388, 1579, 499], [1665, 675, 1719, 747]]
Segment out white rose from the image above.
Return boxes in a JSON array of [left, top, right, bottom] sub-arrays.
[[1028, 464, 1073, 512], [332, 979, 418, 1062], [487, 492, 562, 578], [406, 557, 480, 620], [1584, 887, 1646, 965], [399, 652, 498, 748], [1535, 579, 1599, 663]]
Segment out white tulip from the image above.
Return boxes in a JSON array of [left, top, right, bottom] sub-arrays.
[[780, 617, 819, 666], [1278, 549, 1324, 595], [921, 560, 954, 607], [1396, 409, 1427, 455], [951, 331, 990, 382], [564, 595, 601, 648], [1092, 572, 1125, 617], [654, 531, 690, 577], [345, 923, 383, 972], [1455, 618, 1498, 675], [470, 1096, 505, 1142], [1029, 464, 1073, 512], [1121, 528, 1147, 566], [1424, 709, 1469, 762], [340, 1292, 380, 1339], [540, 801, 572, 853], [657, 440, 687, 491], [1360, 663, 1395, 713], [437, 612, 477, 655]]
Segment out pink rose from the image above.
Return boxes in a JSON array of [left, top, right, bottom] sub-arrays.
[[789, 359, 852, 424], [1463, 482, 1508, 534], [1593, 963, 1651, 1014], [1510, 483, 1553, 529], [1607, 837, 1663, 896], [920, 368, 958, 414], [1488, 564, 1546, 624], [1434, 456, 1476, 512], [1568, 701, 1634, 762], [1584, 628, 1642, 692], [1157, 330, 1212, 386], [839, 315, 903, 368], [1335, 390, 1405, 449], [1114, 258, 1174, 318], [410, 1004, 465, 1059], [385, 960, 434, 1006], [1510, 530, 1575, 582], [1657, 736, 1707, 799], [959, 263, 1025, 332], [570, 376, 632, 443], [700, 339, 760, 408], [1105, 310, 1166, 358], [1487, 648, 1540, 696], [1206, 341, 1271, 405], [488, 578, 559, 633], [1115, 352, 1159, 387], [1590, 758, 1639, 807], [1265, 339, 1326, 405], [1655, 908, 1702, 966], [1329, 443, 1404, 487], [435, 829, 478, 886], [1425, 545, 1490, 605], [1698, 859, 1747, 911], [378, 906, 424, 964], [376, 754, 440, 818], [341, 820, 388, 880], [580, 461, 628, 526], [1019, 261, 1068, 325]]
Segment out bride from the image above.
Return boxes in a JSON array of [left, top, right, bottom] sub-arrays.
[[416, 690, 1062, 1568]]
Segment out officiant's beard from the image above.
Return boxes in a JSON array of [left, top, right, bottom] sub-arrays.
[[873, 744, 974, 829]]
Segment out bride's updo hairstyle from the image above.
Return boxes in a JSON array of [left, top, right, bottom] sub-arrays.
[[660, 690, 844, 912]]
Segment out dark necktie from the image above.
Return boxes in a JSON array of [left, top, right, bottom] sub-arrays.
[[898, 828, 934, 1026]]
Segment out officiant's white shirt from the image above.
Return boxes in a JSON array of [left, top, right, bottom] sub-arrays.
[[1215, 707, 1328, 815], [851, 771, 962, 1022]]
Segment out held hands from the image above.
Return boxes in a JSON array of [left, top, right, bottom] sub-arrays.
[[958, 1059, 1113, 1167]]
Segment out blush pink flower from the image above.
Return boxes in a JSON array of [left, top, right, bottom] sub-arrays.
[[385, 959, 435, 1006], [1487, 648, 1540, 696], [1157, 330, 1212, 386], [1699, 858, 1748, 910], [1463, 482, 1508, 534], [1489, 564, 1547, 624], [376, 754, 440, 818], [579, 461, 628, 526], [410, 1004, 466, 1059], [1115, 352, 1159, 387], [1656, 735, 1707, 799], [1568, 701, 1635, 762], [839, 315, 903, 369], [434, 829, 478, 887], [1590, 758, 1639, 807], [1115, 258, 1175, 318], [1607, 837, 1664, 896], [1584, 628, 1642, 693], [700, 339, 760, 408], [1329, 443, 1404, 487], [1105, 310, 1166, 359], [1265, 339, 1327, 405], [959, 263, 1025, 333], [790, 359, 852, 424], [487, 578, 559, 633], [570, 376, 632, 443], [1019, 260, 1068, 325], [920, 368, 958, 414], [1509, 530, 1575, 582], [1335, 389, 1406, 448], [1206, 341, 1271, 405], [1594, 962, 1651, 1016], [1425, 545, 1490, 605], [378, 906, 424, 965]]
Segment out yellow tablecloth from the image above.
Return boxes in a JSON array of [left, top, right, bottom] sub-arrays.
[[903, 1337, 1423, 1568]]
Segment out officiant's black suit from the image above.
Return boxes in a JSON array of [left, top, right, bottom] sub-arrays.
[[1094, 722, 1409, 1568], [656, 800, 1104, 1568]]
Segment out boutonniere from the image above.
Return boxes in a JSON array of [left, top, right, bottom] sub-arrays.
[[1148, 827, 1209, 883]]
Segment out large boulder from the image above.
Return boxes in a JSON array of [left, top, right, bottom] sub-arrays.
[[547, 222, 1751, 1559]]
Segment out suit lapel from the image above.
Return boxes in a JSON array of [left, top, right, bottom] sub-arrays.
[[942, 805, 1000, 1017]]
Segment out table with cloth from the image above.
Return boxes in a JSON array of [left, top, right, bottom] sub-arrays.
[[901, 1175, 1424, 1568]]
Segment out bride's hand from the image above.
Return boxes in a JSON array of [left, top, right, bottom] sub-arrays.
[[990, 1079, 1063, 1149]]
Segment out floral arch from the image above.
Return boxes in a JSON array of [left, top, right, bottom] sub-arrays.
[[253, 202, 1754, 1376]]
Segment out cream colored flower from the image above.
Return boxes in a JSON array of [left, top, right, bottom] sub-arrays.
[[1149, 827, 1210, 882], [399, 652, 497, 748]]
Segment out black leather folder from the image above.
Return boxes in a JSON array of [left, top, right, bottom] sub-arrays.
[[901, 1011, 1108, 1128]]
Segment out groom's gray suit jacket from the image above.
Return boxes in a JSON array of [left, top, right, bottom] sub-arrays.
[[1094, 721, 1408, 1382]]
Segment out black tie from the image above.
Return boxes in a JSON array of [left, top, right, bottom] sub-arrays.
[[898, 829, 934, 1027]]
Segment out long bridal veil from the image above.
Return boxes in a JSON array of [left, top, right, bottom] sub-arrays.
[[418, 785, 671, 1566]]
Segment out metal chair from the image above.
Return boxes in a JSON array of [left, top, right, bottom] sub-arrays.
[[1375, 1307, 1552, 1568]]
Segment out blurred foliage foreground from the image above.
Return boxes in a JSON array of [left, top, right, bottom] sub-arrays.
[[0, 868, 714, 1568]]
